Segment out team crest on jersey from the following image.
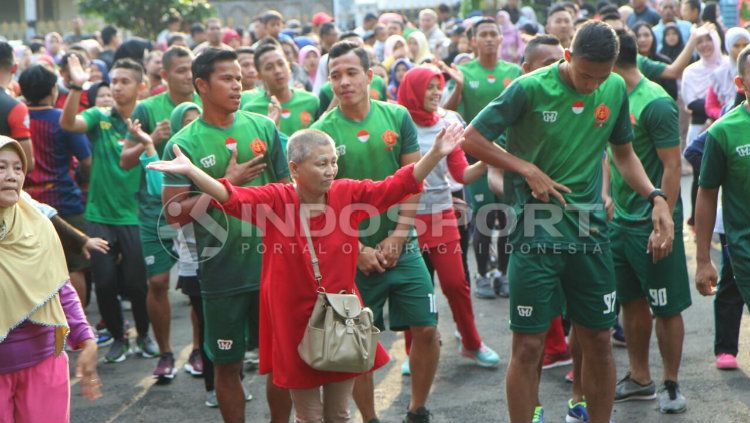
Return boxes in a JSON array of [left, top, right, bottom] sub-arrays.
[[736, 144, 750, 157], [542, 111, 558, 123], [571, 101, 584, 115], [251, 138, 267, 155], [503, 78, 512, 88], [594, 104, 611, 127], [357, 130, 370, 143], [382, 130, 399, 150], [200, 154, 216, 168], [517, 305, 533, 317], [487, 74, 496, 84], [281, 108, 291, 119], [469, 80, 480, 89], [300, 111, 312, 127], [100, 121, 112, 130], [369, 89, 381, 100], [217, 339, 233, 350], [630, 113, 636, 125], [225, 137, 237, 151], [336, 145, 346, 156]]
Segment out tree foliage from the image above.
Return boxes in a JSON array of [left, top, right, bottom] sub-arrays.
[[77, 0, 214, 40]]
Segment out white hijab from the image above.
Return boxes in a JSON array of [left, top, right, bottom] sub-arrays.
[[681, 27, 727, 105]]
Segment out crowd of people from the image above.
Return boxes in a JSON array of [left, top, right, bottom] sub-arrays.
[[1, 1, 749, 422]]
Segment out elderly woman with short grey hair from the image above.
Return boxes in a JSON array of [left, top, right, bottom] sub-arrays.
[[146, 125, 464, 423]]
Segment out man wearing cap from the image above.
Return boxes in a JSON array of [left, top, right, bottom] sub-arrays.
[[312, 12, 335, 35]]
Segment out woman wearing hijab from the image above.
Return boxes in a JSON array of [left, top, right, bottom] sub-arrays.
[[632, 22, 678, 99], [88, 59, 111, 85], [660, 23, 685, 62], [382, 34, 408, 71], [298, 45, 321, 91], [388, 58, 413, 101], [496, 11, 524, 64], [407, 31, 433, 65], [396, 66, 500, 371], [682, 26, 727, 227], [0, 136, 101, 423], [706, 27, 750, 120]]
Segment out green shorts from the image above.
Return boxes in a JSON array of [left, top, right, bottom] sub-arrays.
[[507, 245, 617, 333], [356, 250, 438, 331], [61, 214, 90, 272], [611, 224, 691, 316], [139, 226, 177, 278], [203, 291, 260, 364]]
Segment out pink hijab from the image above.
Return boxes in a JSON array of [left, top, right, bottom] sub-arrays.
[[496, 11, 524, 64], [298, 45, 321, 80]]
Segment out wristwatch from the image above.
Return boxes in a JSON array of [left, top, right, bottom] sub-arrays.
[[648, 188, 667, 206], [68, 84, 84, 91]]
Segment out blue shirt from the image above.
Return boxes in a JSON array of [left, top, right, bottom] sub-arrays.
[[25, 108, 91, 216], [627, 5, 662, 28]]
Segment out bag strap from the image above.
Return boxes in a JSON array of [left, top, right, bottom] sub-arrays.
[[296, 186, 323, 290]]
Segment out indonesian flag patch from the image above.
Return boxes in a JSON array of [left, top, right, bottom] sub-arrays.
[[572, 101, 584, 115], [225, 137, 237, 151], [281, 108, 291, 119], [357, 130, 370, 143], [487, 74, 496, 84]]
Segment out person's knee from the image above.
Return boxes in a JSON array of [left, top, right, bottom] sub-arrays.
[[576, 327, 613, 359], [410, 326, 438, 345], [148, 274, 170, 296], [214, 362, 242, 377], [511, 333, 545, 365]]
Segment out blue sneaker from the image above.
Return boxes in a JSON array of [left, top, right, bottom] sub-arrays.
[[532, 406, 544, 423], [565, 399, 589, 422], [612, 324, 626, 347], [460, 343, 501, 368], [401, 359, 411, 376]]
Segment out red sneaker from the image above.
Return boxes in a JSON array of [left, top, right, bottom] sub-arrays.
[[542, 351, 573, 370], [565, 370, 574, 383]]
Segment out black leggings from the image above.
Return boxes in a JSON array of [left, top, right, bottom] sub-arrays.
[[472, 209, 509, 276], [188, 292, 215, 391], [86, 222, 149, 340]]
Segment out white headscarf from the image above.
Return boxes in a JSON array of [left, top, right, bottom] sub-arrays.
[[710, 27, 750, 108], [681, 27, 728, 105]]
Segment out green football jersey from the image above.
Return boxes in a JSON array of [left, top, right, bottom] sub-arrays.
[[81, 106, 141, 225], [311, 100, 420, 248], [609, 77, 682, 228], [471, 62, 634, 248], [240, 88, 260, 108], [699, 102, 750, 279], [162, 111, 290, 296], [637, 55, 667, 82], [457, 59, 522, 122], [128, 92, 201, 236], [317, 75, 387, 116], [241, 88, 319, 136]]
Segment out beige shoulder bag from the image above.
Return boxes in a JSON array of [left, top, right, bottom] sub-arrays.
[[296, 202, 380, 373]]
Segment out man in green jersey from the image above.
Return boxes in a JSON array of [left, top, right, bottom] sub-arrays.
[[60, 57, 157, 363], [610, 29, 689, 414], [242, 42, 319, 137], [463, 22, 674, 423], [311, 41, 441, 423], [443, 18, 523, 298], [161, 49, 291, 423], [695, 46, 750, 353], [118, 46, 201, 382]]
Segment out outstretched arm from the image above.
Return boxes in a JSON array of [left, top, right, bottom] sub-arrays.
[[147, 144, 230, 203]]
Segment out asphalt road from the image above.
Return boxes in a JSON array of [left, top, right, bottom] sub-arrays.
[[69, 177, 750, 423]]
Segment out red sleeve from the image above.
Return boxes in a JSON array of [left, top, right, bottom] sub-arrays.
[[348, 164, 423, 223], [705, 85, 722, 121], [210, 179, 283, 225], [8, 102, 31, 140], [446, 147, 469, 184]]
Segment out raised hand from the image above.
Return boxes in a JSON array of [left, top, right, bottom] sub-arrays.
[[150, 120, 172, 145], [438, 61, 464, 87], [146, 144, 195, 175], [268, 95, 282, 128], [126, 119, 152, 145], [433, 122, 464, 156], [67, 54, 90, 87]]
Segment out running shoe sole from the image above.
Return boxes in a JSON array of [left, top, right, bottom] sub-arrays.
[[542, 357, 573, 370], [184, 363, 203, 376], [614, 393, 657, 403]]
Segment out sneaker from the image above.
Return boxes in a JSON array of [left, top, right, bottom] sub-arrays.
[[134, 335, 159, 358], [403, 406, 430, 423], [716, 353, 738, 370], [612, 324, 626, 347], [243, 384, 253, 402], [205, 390, 218, 408], [153, 352, 178, 381], [658, 380, 686, 414], [565, 399, 589, 422], [614, 373, 656, 402], [184, 349, 204, 376], [96, 328, 113, 346], [532, 406, 544, 423], [474, 275, 497, 299], [565, 370, 574, 383], [491, 271, 509, 298], [244, 348, 260, 370], [542, 351, 572, 370], [401, 359, 411, 376], [105, 338, 130, 363], [460, 343, 501, 367]]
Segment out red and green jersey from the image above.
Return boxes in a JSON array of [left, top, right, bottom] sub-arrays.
[[162, 111, 290, 296], [609, 77, 682, 228], [241, 88, 319, 136], [471, 62, 634, 248], [457, 59, 522, 122], [318, 75, 387, 116], [699, 103, 750, 280], [81, 106, 141, 225], [311, 100, 420, 248], [128, 92, 201, 235]]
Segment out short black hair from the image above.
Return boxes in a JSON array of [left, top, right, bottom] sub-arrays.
[[328, 40, 370, 70], [0, 42, 13, 70], [60, 51, 88, 71], [166, 14, 182, 25], [682, 0, 700, 11], [737, 45, 750, 77], [320, 22, 337, 37], [190, 23, 205, 36], [438, 3, 450, 13], [468, 18, 498, 39], [260, 10, 284, 24], [111, 58, 145, 82], [167, 33, 187, 47], [101, 25, 118, 45], [163, 46, 192, 71], [601, 12, 622, 22], [254, 42, 285, 70], [615, 29, 637, 68], [236, 47, 255, 56], [339, 31, 361, 42], [547, 4, 572, 23], [524, 34, 561, 61], [192, 48, 238, 89], [596, 1, 617, 13], [571, 20, 619, 62], [19, 65, 57, 104], [365, 12, 378, 21], [598, 5, 620, 16], [29, 41, 45, 54]]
